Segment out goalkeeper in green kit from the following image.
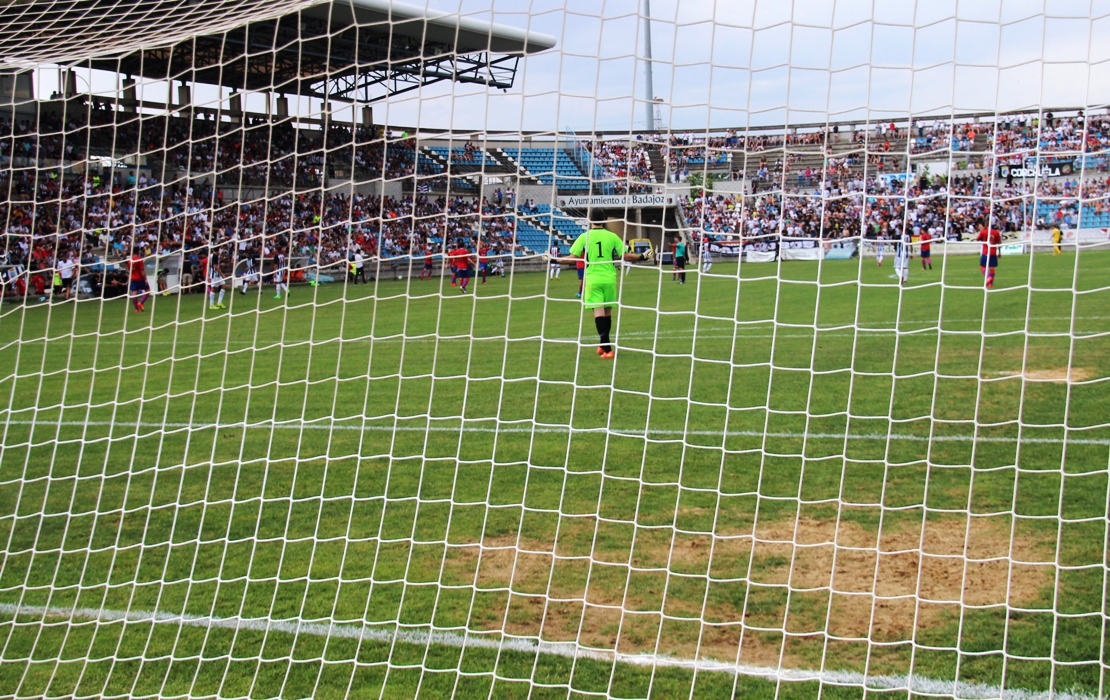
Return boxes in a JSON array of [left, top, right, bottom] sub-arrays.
[[553, 210, 653, 359]]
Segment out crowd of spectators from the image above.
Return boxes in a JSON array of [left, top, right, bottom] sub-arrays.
[[681, 170, 1110, 246], [453, 142, 482, 163], [651, 110, 1110, 189], [584, 140, 654, 191], [990, 112, 1092, 157], [0, 158, 528, 301], [0, 107, 435, 190], [5, 102, 1110, 301]]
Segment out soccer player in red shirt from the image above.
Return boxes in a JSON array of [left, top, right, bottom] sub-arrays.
[[448, 241, 472, 293], [419, 245, 434, 281], [976, 223, 1002, 288], [575, 258, 585, 298], [478, 245, 490, 284], [129, 252, 150, 312], [919, 228, 932, 270]]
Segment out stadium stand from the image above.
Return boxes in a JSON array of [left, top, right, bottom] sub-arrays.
[[499, 147, 590, 190], [425, 145, 500, 168], [531, 204, 587, 240], [1032, 201, 1110, 229], [511, 218, 552, 252], [3, 103, 1109, 304]]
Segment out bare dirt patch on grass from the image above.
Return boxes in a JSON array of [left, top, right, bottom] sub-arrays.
[[430, 514, 1055, 669], [994, 368, 1096, 382]]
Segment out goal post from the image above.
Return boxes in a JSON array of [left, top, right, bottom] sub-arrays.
[[0, 3, 1108, 700]]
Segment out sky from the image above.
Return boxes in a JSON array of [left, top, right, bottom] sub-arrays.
[[29, 0, 1110, 134]]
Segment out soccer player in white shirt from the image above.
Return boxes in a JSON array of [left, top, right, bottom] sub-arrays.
[[57, 254, 76, 300], [273, 251, 289, 300], [894, 231, 911, 286], [206, 251, 226, 309], [240, 258, 258, 295], [353, 250, 366, 284], [549, 244, 561, 279]]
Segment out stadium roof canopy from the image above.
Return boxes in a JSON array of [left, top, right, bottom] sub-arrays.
[[0, 0, 556, 102]]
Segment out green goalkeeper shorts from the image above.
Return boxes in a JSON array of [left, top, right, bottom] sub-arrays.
[[583, 281, 617, 309]]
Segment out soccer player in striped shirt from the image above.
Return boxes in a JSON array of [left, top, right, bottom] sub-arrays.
[[204, 251, 226, 310], [894, 230, 911, 286], [239, 257, 258, 295], [273, 250, 290, 300], [549, 243, 562, 280]]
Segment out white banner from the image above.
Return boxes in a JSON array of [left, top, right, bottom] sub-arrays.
[[746, 250, 777, 263], [781, 248, 822, 261], [556, 193, 675, 209], [708, 243, 741, 257], [1020, 228, 1110, 246], [823, 243, 857, 260]]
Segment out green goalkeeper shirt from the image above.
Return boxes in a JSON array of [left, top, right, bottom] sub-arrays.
[[569, 228, 627, 285]]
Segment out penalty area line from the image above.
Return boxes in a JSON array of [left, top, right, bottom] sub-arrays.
[[2, 419, 1108, 445], [0, 603, 1094, 700], [9, 314, 1110, 348]]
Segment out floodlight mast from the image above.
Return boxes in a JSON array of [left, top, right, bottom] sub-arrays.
[[643, 0, 655, 132]]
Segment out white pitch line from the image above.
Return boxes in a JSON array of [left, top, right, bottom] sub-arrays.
[[2, 419, 1107, 446], [0, 603, 1094, 700], [6, 315, 1110, 348], [10, 332, 1108, 349]]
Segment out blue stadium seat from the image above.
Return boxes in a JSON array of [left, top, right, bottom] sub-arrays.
[[426, 146, 499, 168], [513, 218, 552, 251], [503, 148, 589, 190], [531, 204, 587, 239]]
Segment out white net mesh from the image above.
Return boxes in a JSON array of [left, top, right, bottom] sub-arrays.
[[1, 2, 1109, 699]]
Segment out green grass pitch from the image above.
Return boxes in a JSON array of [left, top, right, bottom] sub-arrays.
[[0, 250, 1108, 699]]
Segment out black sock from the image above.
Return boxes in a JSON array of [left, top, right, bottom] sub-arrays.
[[595, 316, 612, 352]]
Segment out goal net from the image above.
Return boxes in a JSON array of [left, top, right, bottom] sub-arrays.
[[0, 1, 1108, 698]]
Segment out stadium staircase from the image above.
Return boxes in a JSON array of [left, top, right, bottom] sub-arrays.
[[422, 145, 506, 173], [512, 217, 552, 253], [491, 148, 535, 185], [497, 147, 590, 191], [420, 147, 449, 171], [514, 204, 585, 252], [537, 204, 587, 243], [646, 145, 666, 184]]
